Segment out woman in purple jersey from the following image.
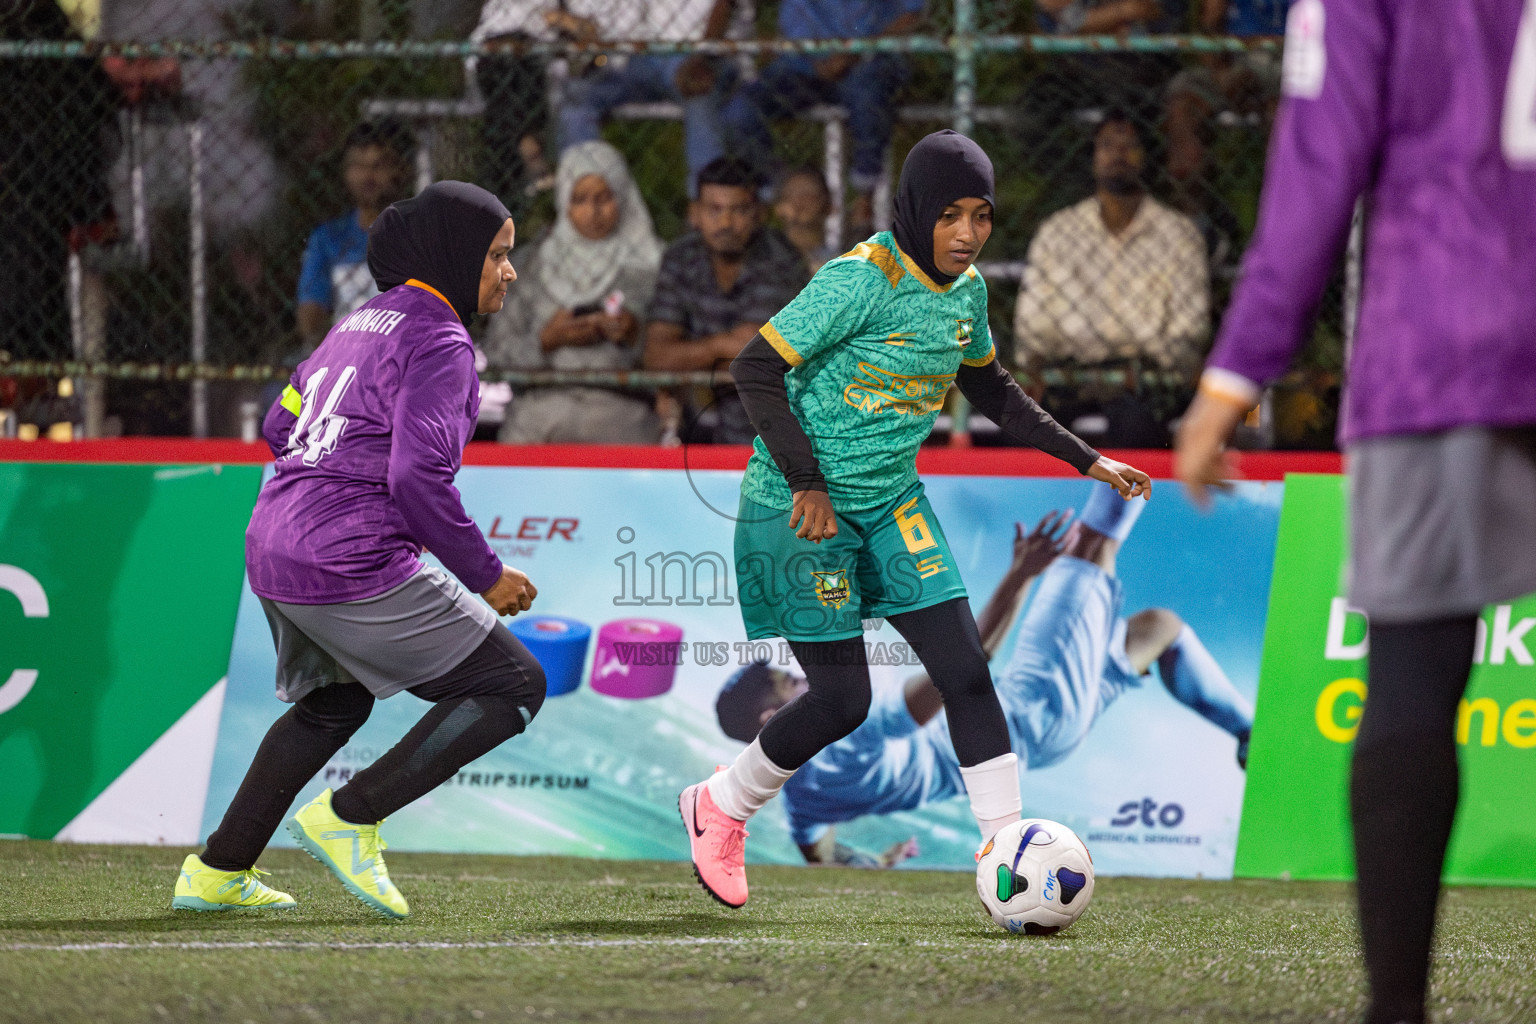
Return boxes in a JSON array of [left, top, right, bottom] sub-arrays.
[[171, 182, 546, 920], [1178, 2, 1536, 1022]]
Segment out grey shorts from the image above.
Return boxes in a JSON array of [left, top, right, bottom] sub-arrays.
[[1348, 427, 1536, 623], [261, 564, 498, 703]]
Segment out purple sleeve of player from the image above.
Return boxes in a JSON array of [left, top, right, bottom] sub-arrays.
[[262, 379, 298, 458], [1204, 0, 1389, 388], [1208, 0, 1536, 440], [387, 334, 503, 596]]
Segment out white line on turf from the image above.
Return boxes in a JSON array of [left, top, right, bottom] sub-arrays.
[[4, 938, 1521, 962], [1, 938, 764, 953]]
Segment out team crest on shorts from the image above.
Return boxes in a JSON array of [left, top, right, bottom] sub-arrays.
[[812, 569, 851, 610]]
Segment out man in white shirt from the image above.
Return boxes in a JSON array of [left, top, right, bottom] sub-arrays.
[[1013, 112, 1209, 443]]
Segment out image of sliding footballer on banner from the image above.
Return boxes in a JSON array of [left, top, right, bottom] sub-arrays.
[[710, 482, 1256, 867]]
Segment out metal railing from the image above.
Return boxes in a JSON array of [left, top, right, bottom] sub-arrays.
[[1, 2, 1327, 446]]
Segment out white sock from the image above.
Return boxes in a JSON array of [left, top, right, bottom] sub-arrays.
[[959, 752, 1022, 841], [706, 738, 795, 822], [1157, 624, 1254, 737], [1080, 480, 1145, 541]]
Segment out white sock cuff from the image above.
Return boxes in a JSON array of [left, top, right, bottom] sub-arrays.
[[706, 738, 795, 821], [959, 752, 1022, 820], [1080, 481, 1144, 542]]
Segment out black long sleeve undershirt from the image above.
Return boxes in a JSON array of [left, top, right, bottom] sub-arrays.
[[954, 356, 1101, 474], [730, 333, 827, 493], [733, 334, 1103, 492]]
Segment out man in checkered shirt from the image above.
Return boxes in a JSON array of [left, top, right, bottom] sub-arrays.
[[1013, 111, 1210, 410]]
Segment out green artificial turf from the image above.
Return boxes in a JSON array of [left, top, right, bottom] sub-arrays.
[[2, 841, 1532, 1023]]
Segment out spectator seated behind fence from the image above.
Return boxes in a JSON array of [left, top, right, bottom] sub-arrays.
[[482, 140, 664, 444], [1166, 0, 1291, 203], [1013, 111, 1209, 446], [643, 158, 808, 444], [1017, 0, 1187, 176], [721, 0, 924, 239], [296, 120, 414, 353], [0, 0, 119, 364], [556, 0, 735, 196], [471, 0, 561, 212], [773, 166, 836, 274]]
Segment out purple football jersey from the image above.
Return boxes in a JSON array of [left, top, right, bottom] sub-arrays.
[[1207, 0, 1536, 442], [246, 282, 501, 604]]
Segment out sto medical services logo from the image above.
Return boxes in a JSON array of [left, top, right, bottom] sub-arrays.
[[0, 564, 49, 713]]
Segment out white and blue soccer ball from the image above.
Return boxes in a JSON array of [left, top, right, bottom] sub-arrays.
[[975, 818, 1095, 935]]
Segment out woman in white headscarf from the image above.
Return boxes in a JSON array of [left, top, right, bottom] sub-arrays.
[[484, 140, 665, 443]]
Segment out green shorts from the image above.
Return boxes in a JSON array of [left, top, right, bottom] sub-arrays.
[[735, 481, 969, 642]]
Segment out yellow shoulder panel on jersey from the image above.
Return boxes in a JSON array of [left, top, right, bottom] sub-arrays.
[[838, 242, 906, 289], [761, 322, 804, 367]]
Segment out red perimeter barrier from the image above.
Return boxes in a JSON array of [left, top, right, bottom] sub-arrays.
[[0, 438, 1342, 479]]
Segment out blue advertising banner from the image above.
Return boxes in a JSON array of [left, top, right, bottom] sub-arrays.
[[205, 466, 1281, 877]]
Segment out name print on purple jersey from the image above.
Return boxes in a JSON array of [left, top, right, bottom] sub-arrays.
[[248, 283, 501, 605], [284, 365, 358, 466], [336, 307, 410, 335]]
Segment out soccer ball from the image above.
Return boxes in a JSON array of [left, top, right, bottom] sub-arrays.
[[975, 818, 1095, 935]]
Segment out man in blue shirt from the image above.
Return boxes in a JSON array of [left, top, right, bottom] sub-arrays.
[[720, 0, 924, 238], [296, 120, 414, 352], [555, 0, 736, 198]]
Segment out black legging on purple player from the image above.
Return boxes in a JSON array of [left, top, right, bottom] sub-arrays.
[[201, 625, 546, 872], [1350, 616, 1478, 1024], [756, 597, 1012, 771]]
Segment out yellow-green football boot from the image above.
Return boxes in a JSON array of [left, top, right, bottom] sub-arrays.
[[285, 788, 409, 919], [171, 854, 296, 912]]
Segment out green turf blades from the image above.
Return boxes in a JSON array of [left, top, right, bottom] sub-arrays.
[[7, 841, 1536, 1024], [285, 819, 406, 920]]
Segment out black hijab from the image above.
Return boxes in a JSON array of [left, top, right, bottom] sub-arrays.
[[892, 130, 995, 287], [367, 180, 511, 325]]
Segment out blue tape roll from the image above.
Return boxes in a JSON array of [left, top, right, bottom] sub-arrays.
[[508, 615, 592, 697]]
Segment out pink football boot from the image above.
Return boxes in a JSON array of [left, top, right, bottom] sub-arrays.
[[679, 782, 749, 908]]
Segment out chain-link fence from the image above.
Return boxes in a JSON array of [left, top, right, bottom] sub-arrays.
[[0, 0, 1342, 448]]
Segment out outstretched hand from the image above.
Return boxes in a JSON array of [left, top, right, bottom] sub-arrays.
[[1088, 457, 1152, 500], [1011, 509, 1073, 580], [1174, 391, 1244, 509], [791, 489, 839, 544]]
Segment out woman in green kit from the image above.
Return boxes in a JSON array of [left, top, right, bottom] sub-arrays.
[[679, 130, 1151, 909]]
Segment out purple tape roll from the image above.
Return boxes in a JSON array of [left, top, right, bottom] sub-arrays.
[[589, 618, 684, 699]]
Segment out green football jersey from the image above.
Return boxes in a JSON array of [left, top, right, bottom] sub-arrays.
[[741, 231, 996, 512]]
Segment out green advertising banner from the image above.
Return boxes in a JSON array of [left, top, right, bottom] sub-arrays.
[[0, 462, 261, 842], [1236, 474, 1536, 885]]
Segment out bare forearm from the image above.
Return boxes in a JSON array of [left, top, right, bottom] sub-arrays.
[[297, 302, 330, 347], [1081, 2, 1151, 33], [975, 572, 1030, 655], [901, 675, 944, 727], [540, 312, 600, 352], [644, 324, 753, 371], [704, 0, 732, 38]]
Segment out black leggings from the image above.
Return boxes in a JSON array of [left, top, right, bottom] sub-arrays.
[[201, 625, 545, 872], [1351, 616, 1477, 1024], [756, 597, 1011, 771]]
